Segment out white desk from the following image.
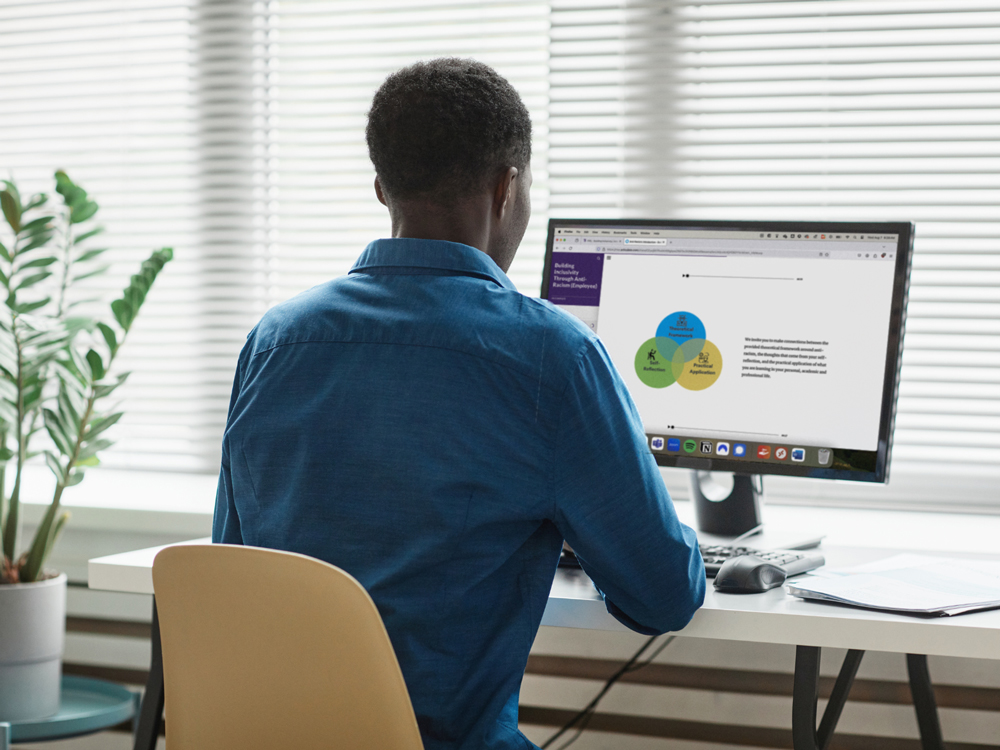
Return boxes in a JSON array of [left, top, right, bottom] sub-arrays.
[[90, 535, 1000, 750]]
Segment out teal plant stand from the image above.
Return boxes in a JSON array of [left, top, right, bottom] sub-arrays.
[[0, 676, 138, 749]]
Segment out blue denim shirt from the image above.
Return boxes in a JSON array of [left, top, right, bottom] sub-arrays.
[[213, 238, 704, 750]]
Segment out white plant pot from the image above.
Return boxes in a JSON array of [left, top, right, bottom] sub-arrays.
[[0, 573, 66, 722]]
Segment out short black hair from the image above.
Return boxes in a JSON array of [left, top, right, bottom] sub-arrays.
[[366, 58, 532, 203]]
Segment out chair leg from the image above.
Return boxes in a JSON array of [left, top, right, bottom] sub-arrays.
[[133, 597, 165, 750], [907, 654, 945, 750], [1, 720, 10, 750]]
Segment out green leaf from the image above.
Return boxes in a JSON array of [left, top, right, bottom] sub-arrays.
[[15, 297, 51, 314], [43, 408, 74, 456], [0, 241, 9, 262], [73, 227, 104, 245], [19, 256, 58, 270], [96, 322, 117, 354], [0, 190, 20, 233], [74, 247, 107, 263], [63, 316, 94, 333], [111, 298, 133, 330], [15, 271, 52, 290], [24, 193, 48, 212], [77, 455, 100, 467], [93, 372, 129, 399], [68, 347, 92, 385], [0, 400, 18, 425], [20, 233, 54, 253], [77, 438, 112, 462], [94, 381, 122, 398], [1, 180, 21, 204], [66, 297, 100, 310], [57, 388, 82, 432], [22, 216, 53, 234], [85, 411, 122, 440], [85, 349, 105, 380], [44, 450, 63, 478], [55, 171, 86, 206], [66, 471, 85, 487], [70, 201, 99, 224], [72, 265, 110, 282]]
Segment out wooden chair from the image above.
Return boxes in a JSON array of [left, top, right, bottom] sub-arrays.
[[152, 544, 424, 749]]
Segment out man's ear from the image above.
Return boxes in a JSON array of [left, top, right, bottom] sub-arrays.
[[493, 167, 519, 221], [375, 176, 388, 206]]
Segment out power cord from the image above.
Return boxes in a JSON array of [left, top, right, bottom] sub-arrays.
[[540, 634, 677, 750]]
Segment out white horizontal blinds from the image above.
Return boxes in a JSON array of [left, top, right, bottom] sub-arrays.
[[667, 0, 1000, 484], [548, 2, 630, 216], [0, 0, 229, 472], [548, 2, 681, 217], [551, 1, 1000, 493], [265, 0, 551, 297]]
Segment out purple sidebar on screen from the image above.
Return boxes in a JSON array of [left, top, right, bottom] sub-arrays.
[[548, 252, 604, 306]]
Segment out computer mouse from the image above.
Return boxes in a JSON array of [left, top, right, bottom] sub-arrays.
[[714, 555, 787, 593]]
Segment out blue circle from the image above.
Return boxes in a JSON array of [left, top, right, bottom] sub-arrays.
[[656, 311, 705, 345]]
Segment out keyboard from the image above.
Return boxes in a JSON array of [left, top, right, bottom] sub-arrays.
[[700, 544, 825, 578], [557, 545, 824, 579]]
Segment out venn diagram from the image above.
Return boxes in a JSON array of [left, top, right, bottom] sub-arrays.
[[634, 311, 723, 390]]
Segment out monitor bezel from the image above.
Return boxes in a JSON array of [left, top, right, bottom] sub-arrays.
[[541, 218, 914, 483]]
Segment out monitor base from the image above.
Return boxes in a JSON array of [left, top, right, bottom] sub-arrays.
[[691, 471, 763, 537]]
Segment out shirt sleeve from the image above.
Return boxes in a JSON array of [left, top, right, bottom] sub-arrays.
[[212, 336, 252, 545], [551, 338, 706, 635]]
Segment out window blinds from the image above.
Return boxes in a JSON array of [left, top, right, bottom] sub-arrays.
[[0, 0, 550, 474], [261, 0, 551, 301], [0, 0, 218, 472], [550, 0, 1000, 506], [2, 0, 997, 507]]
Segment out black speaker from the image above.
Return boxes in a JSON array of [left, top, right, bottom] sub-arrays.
[[690, 472, 763, 538]]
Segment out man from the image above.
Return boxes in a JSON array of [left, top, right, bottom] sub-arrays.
[[214, 58, 704, 750]]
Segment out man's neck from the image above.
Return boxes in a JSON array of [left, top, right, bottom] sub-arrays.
[[389, 196, 494, 257]]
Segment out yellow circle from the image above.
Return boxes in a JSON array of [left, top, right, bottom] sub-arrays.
[[676, 339, 723, 391]]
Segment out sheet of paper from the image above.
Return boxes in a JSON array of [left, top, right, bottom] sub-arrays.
[[787, 554, 1000, 614]]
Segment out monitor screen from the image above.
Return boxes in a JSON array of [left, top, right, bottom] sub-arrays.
[[541, 219, 913, 482]]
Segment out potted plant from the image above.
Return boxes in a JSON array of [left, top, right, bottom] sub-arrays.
[[0, 171, 171, 721]]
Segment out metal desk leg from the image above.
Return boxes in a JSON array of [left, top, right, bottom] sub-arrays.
[[907, 654, 945, 750], [792, 645, 865, 750], [133, 597, 164, 750], [1, 720, 10, 750]]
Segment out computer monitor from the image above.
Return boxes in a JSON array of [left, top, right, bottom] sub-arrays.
[[541, 219, 914, 536]]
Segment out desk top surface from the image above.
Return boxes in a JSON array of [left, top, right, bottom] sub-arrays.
[[88, 507, 1000, 660], [545, 545, 1000, 659]]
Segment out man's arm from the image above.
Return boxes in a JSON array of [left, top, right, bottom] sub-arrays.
[[212, 336, 252, 545], [551, 339, 705, 635], [212, 454, 241, 544]]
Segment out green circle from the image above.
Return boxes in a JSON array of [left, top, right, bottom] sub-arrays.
[[635, 337, 676, 388], [683, 439, 697, 453]]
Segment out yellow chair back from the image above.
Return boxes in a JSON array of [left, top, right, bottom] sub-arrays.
[[152, 544, 424, 750]]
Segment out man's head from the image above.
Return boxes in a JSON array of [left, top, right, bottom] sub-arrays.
[[366, 58, 532, 271]]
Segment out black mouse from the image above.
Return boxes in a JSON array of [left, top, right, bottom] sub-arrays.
[[714, 555, 787, 593]]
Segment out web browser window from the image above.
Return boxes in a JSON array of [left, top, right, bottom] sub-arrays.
[[545, 223, 905, 477]]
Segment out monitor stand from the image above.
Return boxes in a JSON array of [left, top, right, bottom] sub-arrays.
[[689, 471, 824, 550], [691, 471, 762, 537]]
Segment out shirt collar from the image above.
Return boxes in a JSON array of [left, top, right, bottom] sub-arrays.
[[350, 238, 517, 291]]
